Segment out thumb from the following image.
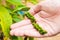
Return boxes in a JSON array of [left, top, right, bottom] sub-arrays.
[[29, 4, 55, 18], [29, 0, 58, 17], [38, 11, 56, 18], [29, 4, 41, 15]]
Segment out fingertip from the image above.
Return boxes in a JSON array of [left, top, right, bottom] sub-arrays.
[[10, 22, 20, 29], [29, 8, 35, 15], [10, 20, 31, 29], [29, 4, 41, 15], [10, 25, 14, 29], [13, 28, 25, 36], [10, 30, 14, 36], [10, 23, 20, 29]]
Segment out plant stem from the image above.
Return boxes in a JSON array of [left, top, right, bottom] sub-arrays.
[[29, 37, 34, 40], [24, 36, 28, 40]]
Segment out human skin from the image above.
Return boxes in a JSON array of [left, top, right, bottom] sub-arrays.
[[10, 0, 60, 38]]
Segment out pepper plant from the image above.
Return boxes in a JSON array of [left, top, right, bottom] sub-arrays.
[[0, 0, 47, 40]]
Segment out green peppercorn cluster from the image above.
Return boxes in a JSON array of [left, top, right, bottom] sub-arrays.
[[25, 12, 47, 35]]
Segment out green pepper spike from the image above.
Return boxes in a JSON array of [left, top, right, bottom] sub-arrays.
[[25, 12, 47, 35]]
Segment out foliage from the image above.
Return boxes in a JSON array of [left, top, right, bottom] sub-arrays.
[[0, 5, 12, 37], [0, 0, 38, 40], [27, 0, 38, 4]]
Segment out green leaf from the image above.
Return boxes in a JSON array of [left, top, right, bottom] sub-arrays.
[[12, 13, 23, 23], [29, 37, 34, 40], [0, 24, 2, 30], [0, 0, 2, 5], [0, 5, 12, 37], [13, 15, 23, 23], [11, 36, 18, 40], [0, 0, 1, 3], [12, 5, 26, 13], [6, 0, 23, 5], [11, 36, 23, 40], [18, 37, 23, 40], [27, 0, 38, 4], [30, 0, 38, 4]]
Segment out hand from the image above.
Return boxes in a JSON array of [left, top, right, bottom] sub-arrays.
[[10, 0, 60, 38]]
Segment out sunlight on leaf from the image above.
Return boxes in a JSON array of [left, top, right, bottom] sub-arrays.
[[0, 5, 12, 37], [6, 0, 23, 5]]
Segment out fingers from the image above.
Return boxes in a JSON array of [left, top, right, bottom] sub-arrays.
[[11, 20, 31, 29], [10, 14, 42, 37], [10, 13, 41, 29], [10, 14, 58, 37], [37, 11, 53, 18], [10, 24, 34, 36], [10, 23, 43, 37], [28, 0, 52, 15], [10, 14, 53, 37], [10, 20, 55, 37], [29, 0, 58, 17], [10, 13, 45, 30], [10, 28, 25, 36]]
